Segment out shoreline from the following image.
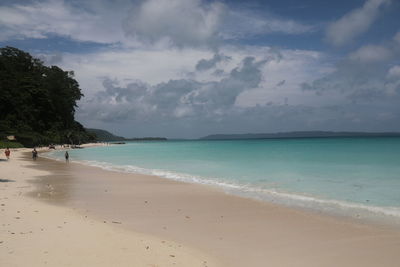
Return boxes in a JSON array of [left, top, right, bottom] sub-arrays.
[[0, 149, 221, 267], [43, 145, 400, 228], [22, 147, 400, 266]]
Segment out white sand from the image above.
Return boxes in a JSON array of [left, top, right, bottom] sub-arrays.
[[2, 147, 400, 267], [0, 149, 220, 267]]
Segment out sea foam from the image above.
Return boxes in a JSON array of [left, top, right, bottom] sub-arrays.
[[43, 151, 400, 225]]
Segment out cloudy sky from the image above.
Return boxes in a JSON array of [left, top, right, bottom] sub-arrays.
[[1, 0, 400, 138]]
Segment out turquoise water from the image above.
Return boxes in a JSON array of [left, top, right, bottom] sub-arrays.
[[46, 138, 400, 221]]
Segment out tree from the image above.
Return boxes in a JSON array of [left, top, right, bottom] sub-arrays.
[[0, 46, 95, 147]]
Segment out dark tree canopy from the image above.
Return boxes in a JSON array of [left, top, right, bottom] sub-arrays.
[[0, 46, 96, 147]]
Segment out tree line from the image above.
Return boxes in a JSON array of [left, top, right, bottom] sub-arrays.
[[0, 46, 96, 147]]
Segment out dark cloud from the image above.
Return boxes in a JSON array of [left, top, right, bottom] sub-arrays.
[[302, 34, 400, 103], [195, 53, 231, 71], [76, 39, 400, 137], [98, 78, 148, 103], [276, 80, 285, 87], [212, 69, 225, 76], [79, 56, 267, 124], [78, 97, 400, 138]]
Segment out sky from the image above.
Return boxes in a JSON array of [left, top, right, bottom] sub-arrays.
[[1, 0, 400, 138]]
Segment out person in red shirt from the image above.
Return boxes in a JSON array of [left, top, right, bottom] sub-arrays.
[[5, 148, 10, 160]]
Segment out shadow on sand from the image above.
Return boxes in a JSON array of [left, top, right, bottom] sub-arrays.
[[0, 179, 15, 182]]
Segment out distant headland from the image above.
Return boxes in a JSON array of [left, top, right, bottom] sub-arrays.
[[201, 131, 400, 140], [86, 128, 167, 142]]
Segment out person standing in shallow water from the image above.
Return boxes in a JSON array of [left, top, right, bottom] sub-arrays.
[[32, 148, 38, 160], [4, 148, 10, 160], [65, 151, 69, 162]]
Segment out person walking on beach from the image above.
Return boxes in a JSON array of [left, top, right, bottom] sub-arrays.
[[32, 148, 38, 160], [65, 151, 69, 162], [4, 148, 10, 160]]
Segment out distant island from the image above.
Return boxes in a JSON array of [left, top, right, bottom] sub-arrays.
[[86, 128, 167, 142], [201, 131, 400, 140]]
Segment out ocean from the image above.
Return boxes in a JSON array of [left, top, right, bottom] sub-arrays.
[[45, 137, 400, 224]]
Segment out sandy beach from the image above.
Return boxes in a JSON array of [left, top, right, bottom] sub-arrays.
[[0, 149, 220, 267], [2, 148, 400, 267], [2, 0, 400, 265]]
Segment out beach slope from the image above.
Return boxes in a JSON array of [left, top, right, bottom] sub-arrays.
[[2, 149, 400, 267], [0, 150, 219, 267]]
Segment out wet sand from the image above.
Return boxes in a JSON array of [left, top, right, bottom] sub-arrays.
[[0, 150, 220, 267], [25, 150, 400, 267]]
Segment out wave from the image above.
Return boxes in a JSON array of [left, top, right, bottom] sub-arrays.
[[42, 153, 400, 223]]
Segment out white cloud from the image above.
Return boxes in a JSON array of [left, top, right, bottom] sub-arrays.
[[348, 31, 400, 63], [303, 31, 400, 105], [123, 0, 224, 47], [49, 44, 345, 138], [0, 0, 316, 48], [385, 65, 400, 95], [2, 0, 398, 137], [234, 48, 330, 108], [349, 44, 392, 63], [51, 44, 326, 110], [122, 0, 316, 47], [77, 56, 267, 124], [394, 31, 400, 44], [387, 65, 400, 79], [0, 0, 127, 43], [195, 53, 231, 71], [220, 9, 316, 40], [326, 0, 391, 46], [37, 41, 399, 138], [57, 47, 211, 98]]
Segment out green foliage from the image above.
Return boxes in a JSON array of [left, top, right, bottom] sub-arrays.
[[0, 46, 96, 147], [86, 128, 125, 141], [0, 140, 24, 149]]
